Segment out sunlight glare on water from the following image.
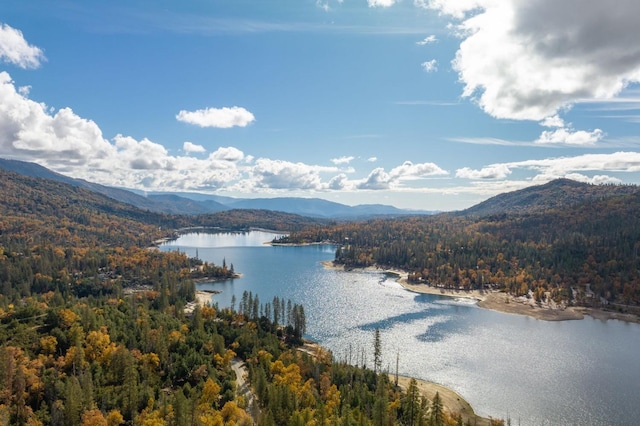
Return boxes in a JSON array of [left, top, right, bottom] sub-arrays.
[[161, 231, 640, 426]]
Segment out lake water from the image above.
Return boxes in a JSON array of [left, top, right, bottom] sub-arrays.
[[161, 231, 640, 426]]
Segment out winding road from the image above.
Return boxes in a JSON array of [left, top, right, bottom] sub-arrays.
[[231, 358, 260, 422]]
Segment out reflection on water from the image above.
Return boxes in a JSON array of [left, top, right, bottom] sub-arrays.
[[161, 231, 640, 426]]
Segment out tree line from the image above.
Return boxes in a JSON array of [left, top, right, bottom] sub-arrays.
[[280, 191, 640, 309]]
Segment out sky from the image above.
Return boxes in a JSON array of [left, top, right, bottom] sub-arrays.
[[2, 0, 640, 211]]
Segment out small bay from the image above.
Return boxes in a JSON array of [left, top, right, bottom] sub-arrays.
[[161, 231, 640, 426]]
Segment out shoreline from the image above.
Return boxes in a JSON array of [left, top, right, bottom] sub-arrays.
[[195, 290, 218, 306], [193, 273, 242, 283], [184, 290, 219, 315], [298, 340, 494, 425], [270, 241, 333, 247], [321, 261, 640, 323], [394, 376, 494, 426]]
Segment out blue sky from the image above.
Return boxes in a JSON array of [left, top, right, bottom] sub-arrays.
[[2, 0, 640, 211]]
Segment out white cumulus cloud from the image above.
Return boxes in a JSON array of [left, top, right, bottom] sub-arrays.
[[358, 168, 392, 190], [250, 159, 338, 190], [176, 106, 255, 128], [456, 164, 512, 180], [426, 0, 640, 120], [328, 173, 349, 190], [563, 173, 621, 185], [0, 23, 45, 69], [0, 72, 113, 166], [536, 127, 604, 146], [358, 161, 448, 189], [389, 161, 447, 180], [209, 146, 245, 162], [183, 141, 206, 154], [540, 115, 565, 128], [114, 135, 173, 170]]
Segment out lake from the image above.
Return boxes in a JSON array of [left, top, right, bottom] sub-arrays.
[[160, 231, 640, 426]]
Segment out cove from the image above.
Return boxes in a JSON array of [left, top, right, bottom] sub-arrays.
[[161, 231, 640, 426]]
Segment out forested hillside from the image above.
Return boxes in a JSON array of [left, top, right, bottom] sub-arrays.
[[0, 159, 431, 219], [460, 179, 638, 217], [0, 169, 495, 425], [280, 181, 640, 308]]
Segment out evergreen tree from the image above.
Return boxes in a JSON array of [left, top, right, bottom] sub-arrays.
[[430, 392, 444, 426], [373, 328, 382, 374], [372, 375, 389, 426], [402, 378, 422, 426]]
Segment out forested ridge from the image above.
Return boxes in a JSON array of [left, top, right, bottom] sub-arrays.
[[280, 181, 640, 309], [460, 178, 638, 217], [0, 168, 329, 301], [0, 168, 498, 424]]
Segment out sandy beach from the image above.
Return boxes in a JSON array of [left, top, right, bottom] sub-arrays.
[[184, 290, 218, 315], [394, 376, 494, 426], [196, 290, 215, 306]]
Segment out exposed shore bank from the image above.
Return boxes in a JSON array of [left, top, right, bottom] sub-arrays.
[[321, 261, 640, 323], [195, 290, 217, 306], [298, 339, 494, 425], [183, 290, 219, 315], [394, 376, 494, 426]]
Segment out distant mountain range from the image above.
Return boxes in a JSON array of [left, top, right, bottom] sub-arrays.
[[0, 158, 436, 219]]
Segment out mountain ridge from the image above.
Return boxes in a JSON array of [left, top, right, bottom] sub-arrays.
[[459, 178, 638, 217], [0, 158, 436, 219]]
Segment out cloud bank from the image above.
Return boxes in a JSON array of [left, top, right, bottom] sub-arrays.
[[0, 71, 454, 196], [2, 68, 639, 201], [457, 151, 640, 186]]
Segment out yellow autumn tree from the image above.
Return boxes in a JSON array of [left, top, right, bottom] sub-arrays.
[[106, 410, 124, 426], [85, 327, 112, 362], [136, 398, 174, 426], [39, 335, 58, 355], [81, 409, 107, 426], [271, 360, 302, 390], [220, 401, 253, 425], [195, 378, 224, 426], [59, 308, 79, 328], [199, 378, 221, 409], [213, 348, 236, 370]]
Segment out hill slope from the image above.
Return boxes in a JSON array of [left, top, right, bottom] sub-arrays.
[[0, 158, 433, 218], [0, 168, 173, 248], [0, 167, 330, 248], [460, 178, 637, 217], [284, 180, 640, 307], [0, 158, 218, 215]]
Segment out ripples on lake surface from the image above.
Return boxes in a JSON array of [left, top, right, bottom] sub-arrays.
[[161, 231, 640, 426]]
